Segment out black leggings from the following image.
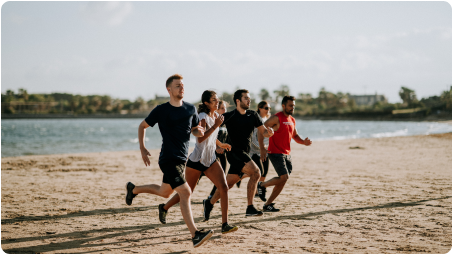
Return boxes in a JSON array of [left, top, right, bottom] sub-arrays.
[[251, 154, 269, 178]]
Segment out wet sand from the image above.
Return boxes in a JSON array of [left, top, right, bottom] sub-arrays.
[[1, 133, 451, 253]]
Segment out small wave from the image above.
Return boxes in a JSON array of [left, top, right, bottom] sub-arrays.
[[426, 124, 452, 134], [129, 137, 149, 143], [371, 129, 408, 138]]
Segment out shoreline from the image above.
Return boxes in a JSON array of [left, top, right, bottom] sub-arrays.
[[2, 131, 451, 159]]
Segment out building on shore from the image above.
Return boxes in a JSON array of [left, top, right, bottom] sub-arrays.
[[349, 93, 387, 106]]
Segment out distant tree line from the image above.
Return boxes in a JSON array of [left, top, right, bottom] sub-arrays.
[[217, 85, 451, 117], [1, 90, 169, 115], [2, 85, 451, 117]]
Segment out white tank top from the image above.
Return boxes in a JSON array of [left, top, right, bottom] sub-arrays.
[[188, 112, 219, 167]]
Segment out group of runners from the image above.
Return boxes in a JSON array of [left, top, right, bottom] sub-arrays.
[[125, 74, 312, 248]]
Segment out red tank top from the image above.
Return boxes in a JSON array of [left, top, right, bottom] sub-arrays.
[[268, 112, 296, 155]]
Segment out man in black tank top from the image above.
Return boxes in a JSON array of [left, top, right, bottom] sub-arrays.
[[202, 89, 274, 219]]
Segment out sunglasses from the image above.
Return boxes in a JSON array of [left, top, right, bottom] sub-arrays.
[[263, 107, 271, 110]]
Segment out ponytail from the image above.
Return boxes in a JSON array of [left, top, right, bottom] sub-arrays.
[[197, 90, 217, 114]]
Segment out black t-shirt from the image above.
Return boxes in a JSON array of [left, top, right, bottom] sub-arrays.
[[222, 109, 263, 153], [145, 101, 199, 164]]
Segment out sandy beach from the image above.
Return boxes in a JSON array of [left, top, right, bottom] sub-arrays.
[[1, 133, 451, 254]]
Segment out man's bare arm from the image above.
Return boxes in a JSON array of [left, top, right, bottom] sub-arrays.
[[293, 126, 312, 146], [258, 115, 279, 161], [138, 120, 151, 166], [264, 115, 279, 131], [257, 127, 267, 162]]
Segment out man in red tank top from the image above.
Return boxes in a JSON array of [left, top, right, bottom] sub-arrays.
[[256, 96, 312, 212]]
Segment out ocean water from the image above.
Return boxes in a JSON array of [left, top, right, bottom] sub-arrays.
[[1, 119, 451, 158]]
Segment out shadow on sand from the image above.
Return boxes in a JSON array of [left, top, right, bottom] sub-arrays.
[[2, 196, 451, 254]]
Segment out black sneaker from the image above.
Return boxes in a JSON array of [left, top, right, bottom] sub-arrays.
[[192, 229, 213, 248], [208, 194, 219, 204], [245, 205, 263, 217], [263, 203, 280, 212], [257, 182, 267, 202], [203, 199, 214, 221], [222, 222, 239, 234], [125, 182, 137, 206], [158, 204, 167, 224], [236, 180, 241, 188]]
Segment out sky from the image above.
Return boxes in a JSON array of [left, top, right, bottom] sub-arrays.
[[1, 1, 452, 103]]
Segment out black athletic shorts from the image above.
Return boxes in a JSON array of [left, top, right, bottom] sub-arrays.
[[251, 154, 269, 177], [158, 160, 186, 189], [186, 158, 215, 172], [226, 150, 252, 177], [268, 154, 292, 177]]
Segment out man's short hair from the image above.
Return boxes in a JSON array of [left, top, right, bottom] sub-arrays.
[[281, 95, 296, 105], [166, 74, 183, 88], [233, 89, 249, 105]]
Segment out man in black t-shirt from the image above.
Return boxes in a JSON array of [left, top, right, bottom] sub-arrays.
[[203, 89, 274, 219], [124, 74, 213, 248]]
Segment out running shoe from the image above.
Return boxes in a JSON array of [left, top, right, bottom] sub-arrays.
[[158, 204, 167, 224], [245, 205, 263, 217], [203, 199, 214, 221], [263, 203, 280, 212], [257, 182, 267, 202], [192, 229, 214, 248], [125, 182, 137, 206], [208, 194, 219, 203], [222, 223, 239, 234]]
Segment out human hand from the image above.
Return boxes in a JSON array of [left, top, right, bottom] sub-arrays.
[[193, 121, 205, 137], [140, 147, 151, 166], [303, 137, 312, 146], [220, 143, 231, 151], [266, 126, 274, 137], [214, 114, 224, 127]]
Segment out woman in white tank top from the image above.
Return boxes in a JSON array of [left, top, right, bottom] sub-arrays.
[[160, 90, 238, 234]]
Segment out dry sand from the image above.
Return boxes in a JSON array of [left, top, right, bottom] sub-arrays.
[[1, 133, 451, 254]]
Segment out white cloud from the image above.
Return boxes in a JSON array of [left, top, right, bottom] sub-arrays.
[[80, 2, 133, 26]]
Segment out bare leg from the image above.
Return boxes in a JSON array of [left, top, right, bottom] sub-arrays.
[[204, 161, 229, 223], [133, 183, 174, 198], [210, 174, 241, 205], [241, 161, 261, 206], [261, 174, 289, 205], [174, 182, 198, 238], [163, 168, 201, 211]]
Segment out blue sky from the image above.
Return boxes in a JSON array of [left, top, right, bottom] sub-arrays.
[[2, 1, 451, 103]]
